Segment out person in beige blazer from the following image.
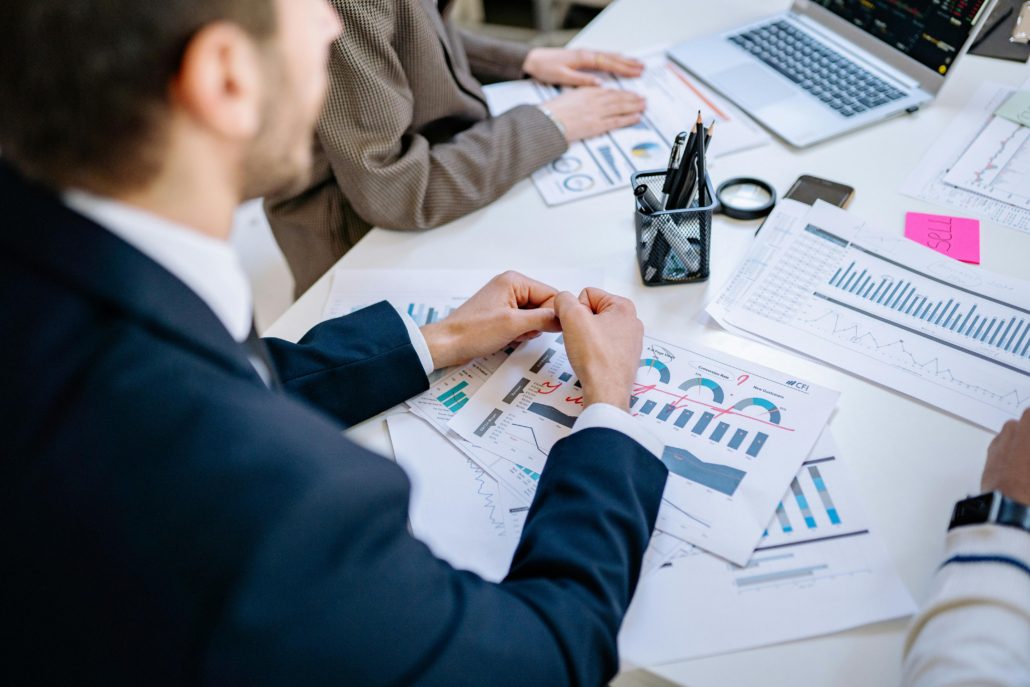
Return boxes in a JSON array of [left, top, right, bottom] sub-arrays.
[[267, 0, 647, 295]]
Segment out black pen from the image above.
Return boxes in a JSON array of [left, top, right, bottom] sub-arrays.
[[661, 132, 688, 195], [666, 113, 702, 209], [635, 184, 663, 214], [969, 5, 1014, 52], [695, 118, 708, 207]]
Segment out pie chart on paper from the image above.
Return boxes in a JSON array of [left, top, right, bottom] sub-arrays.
[[632, 142, 662, 160]]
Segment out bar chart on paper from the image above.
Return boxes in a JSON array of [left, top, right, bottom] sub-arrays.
[[825, 244, 1030, 361], [711, 200, 1030, 430], [621, 433, 915, 666], [450, 333, 839, 564]]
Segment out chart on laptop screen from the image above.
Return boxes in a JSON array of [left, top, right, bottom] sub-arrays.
[[811, 0, 990, 74]]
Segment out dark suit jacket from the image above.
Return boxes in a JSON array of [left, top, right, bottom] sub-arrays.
[[0, 164, 668, 686], [265, 0, 569, 296]]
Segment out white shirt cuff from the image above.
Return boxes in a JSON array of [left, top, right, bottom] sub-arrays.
[[571, 403, 663, 459], [391, 305, 434, 376]]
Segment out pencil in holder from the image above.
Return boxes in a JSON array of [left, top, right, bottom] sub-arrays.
[[631, 170, 715, 286]]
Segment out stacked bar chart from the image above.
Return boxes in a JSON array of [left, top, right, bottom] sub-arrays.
[[808, 465, 841, 524], [790, 478, 817, 529], [766, 457, 846, 537], [436, 381, 470, 413], [774, 502, 793, 533]]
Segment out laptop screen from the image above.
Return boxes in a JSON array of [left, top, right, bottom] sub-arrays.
[[810, 0, 990, 75]]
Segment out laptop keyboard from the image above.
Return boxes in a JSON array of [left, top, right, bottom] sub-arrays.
[[727, 20, 906, 117]]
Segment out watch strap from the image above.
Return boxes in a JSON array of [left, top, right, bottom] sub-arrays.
[[998, 495, 1030, 532]]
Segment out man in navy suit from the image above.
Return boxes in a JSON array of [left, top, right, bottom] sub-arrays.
[[0, 1, 668, 685]]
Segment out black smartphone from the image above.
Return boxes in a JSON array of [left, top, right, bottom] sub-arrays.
[[784, 174, 855, 208], [756, 174, 854, 235]]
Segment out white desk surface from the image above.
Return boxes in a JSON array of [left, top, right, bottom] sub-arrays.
[[266, 1, 1030, 685]]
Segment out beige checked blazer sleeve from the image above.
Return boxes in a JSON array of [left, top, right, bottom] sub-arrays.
[[265, 0, 569, 295]]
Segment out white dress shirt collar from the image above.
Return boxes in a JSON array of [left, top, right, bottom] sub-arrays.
[[63, 189, 253, 343]]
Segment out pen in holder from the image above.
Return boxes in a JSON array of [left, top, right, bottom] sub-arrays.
[[631, 169, 714, 286]]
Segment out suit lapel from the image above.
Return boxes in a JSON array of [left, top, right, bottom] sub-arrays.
[[0, 163, 265, 387], [418, 0, 489, 109]]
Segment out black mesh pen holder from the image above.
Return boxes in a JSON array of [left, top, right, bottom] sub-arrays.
[[631, 170, 715, 286]]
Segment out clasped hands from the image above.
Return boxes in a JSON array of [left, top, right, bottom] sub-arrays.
[[421, 272, 643, 412]]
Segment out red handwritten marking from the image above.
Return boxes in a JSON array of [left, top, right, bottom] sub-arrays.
[[631, 382, 791, 431], [565, 396, 585, 406], [537, 381, 562, 395]]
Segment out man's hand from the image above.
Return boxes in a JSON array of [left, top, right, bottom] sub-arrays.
[[544, 88, 646, 142], [421, 272, 560, 370], [982, 408, 1030, 504], [553, 288, 643, 411], [523, 48, 645, 87]]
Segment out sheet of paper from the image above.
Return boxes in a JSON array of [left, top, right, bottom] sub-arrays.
[[483, 49, 769, 207], [904, 211, 980, 264], [901, 79, 1030, 233], [406, 355, 543, 509], [942, 115, 1030, 210], [995, 89, 1030, 127], [620, 431, 916, 666], [448, 332, 839, 565], [709, 200, 1030, 431], [387, 413, 523, 582]]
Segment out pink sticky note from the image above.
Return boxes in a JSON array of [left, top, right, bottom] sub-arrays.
[[904, 212, 980, 264]]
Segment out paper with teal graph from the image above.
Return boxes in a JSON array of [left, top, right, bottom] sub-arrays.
[[620, 431, 915, 665], [448, 332, 839, 565]]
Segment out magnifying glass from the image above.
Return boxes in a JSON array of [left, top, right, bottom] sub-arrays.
[[713, 177, 777, 220]]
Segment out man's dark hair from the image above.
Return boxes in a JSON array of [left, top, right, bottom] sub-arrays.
[[0, 1, 276, 190]]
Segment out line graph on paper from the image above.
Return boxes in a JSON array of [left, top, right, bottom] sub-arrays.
[[944, 116, 1030, 210], [465, 457, 507, 533], [799, 305, 1029, 416]]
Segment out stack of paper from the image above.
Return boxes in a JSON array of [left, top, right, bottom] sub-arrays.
[[708, 200, 1030, 431], [325, 267, 915, 665]]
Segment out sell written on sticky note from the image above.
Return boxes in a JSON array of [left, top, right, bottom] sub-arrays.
[[905, 212, 980, 264]]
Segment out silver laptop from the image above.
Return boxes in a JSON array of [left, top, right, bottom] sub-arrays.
[[668, 0, 995, 147]]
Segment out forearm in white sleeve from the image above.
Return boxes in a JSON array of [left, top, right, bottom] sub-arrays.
[[902, 524, 1030, 687], [392, 305, 435, 376]]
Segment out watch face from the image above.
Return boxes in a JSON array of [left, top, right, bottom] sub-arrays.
[[952, 493, 996, 527]]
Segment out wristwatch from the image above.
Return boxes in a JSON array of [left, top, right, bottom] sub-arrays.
[[949, 490, 1030, 533]]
